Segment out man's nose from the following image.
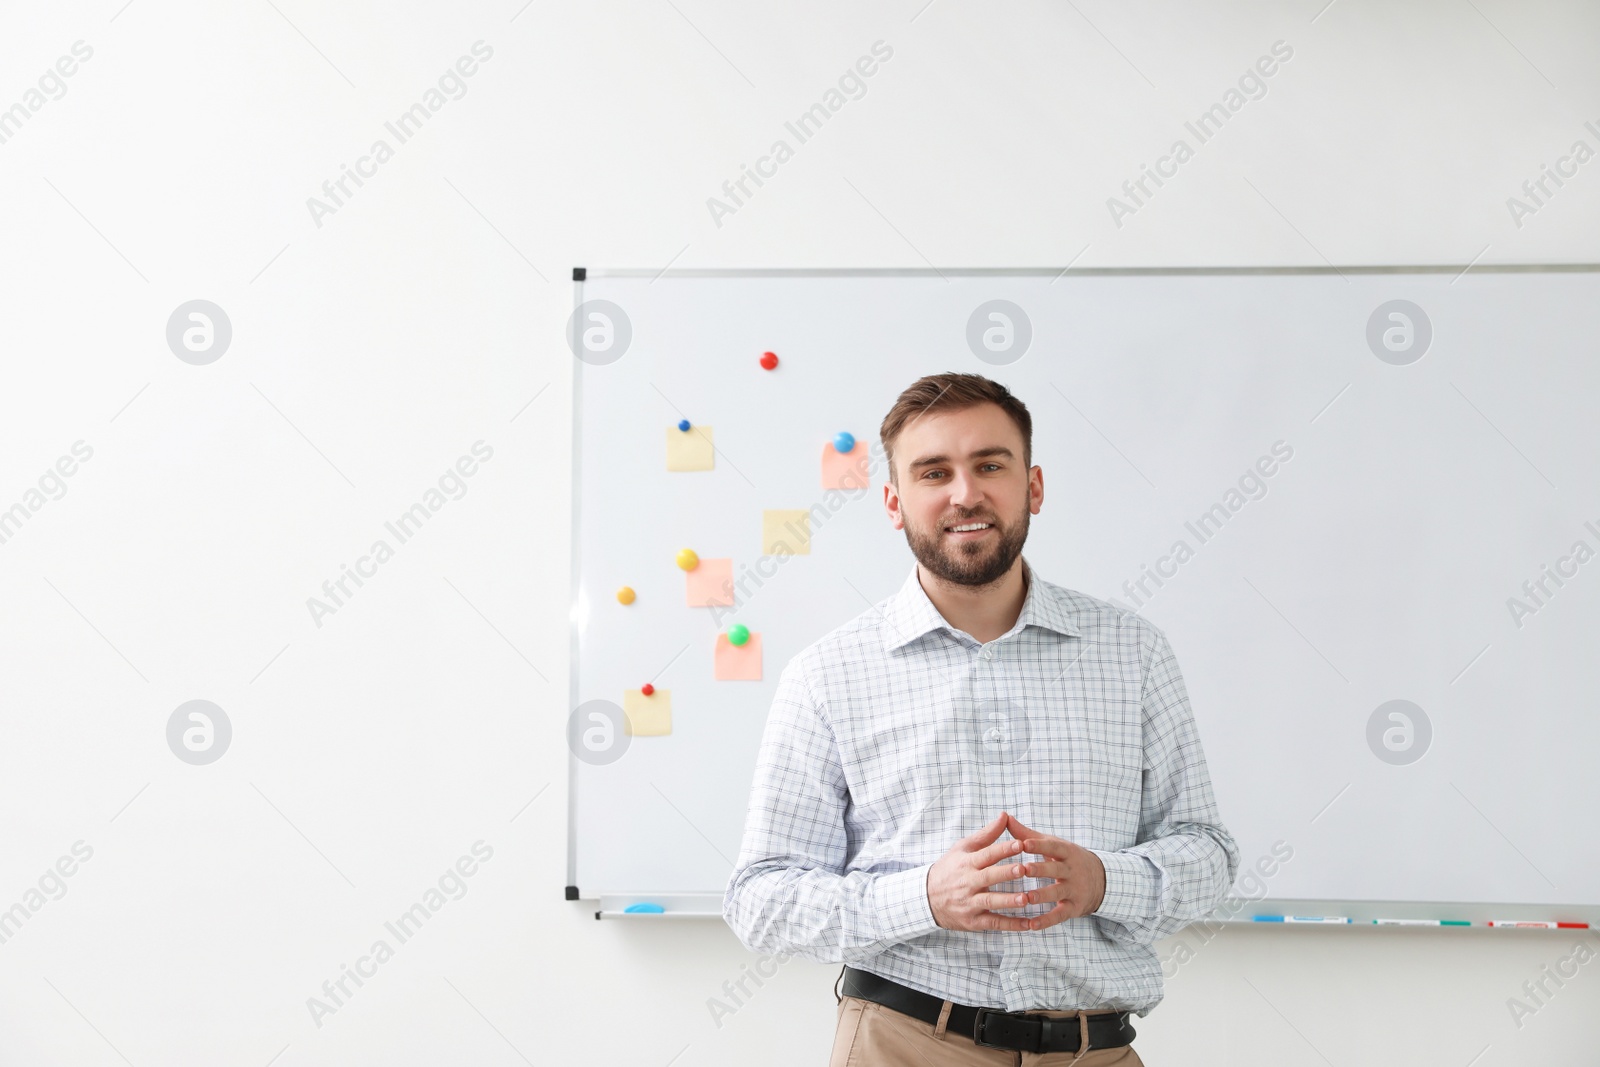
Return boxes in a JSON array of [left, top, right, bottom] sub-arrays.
[[947, 470, 983, 509]]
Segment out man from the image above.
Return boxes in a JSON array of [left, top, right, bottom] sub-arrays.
[[723, 372, 1239, 1066]]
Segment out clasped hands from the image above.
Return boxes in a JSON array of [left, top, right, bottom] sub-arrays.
[[926, 812, 1106, 932]]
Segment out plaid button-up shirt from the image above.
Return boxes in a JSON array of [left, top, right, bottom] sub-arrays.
[[722, 558, 1239, 1015]]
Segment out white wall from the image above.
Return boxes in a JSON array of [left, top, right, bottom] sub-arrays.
[[1, 1, 1597, 1063]]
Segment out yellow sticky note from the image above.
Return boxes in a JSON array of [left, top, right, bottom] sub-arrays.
[[685, 558, 735, 607], [762, 509, 810, 555], [821, 442, 871, 490], [714, 633, 763, 681], [623, 688, 671, 736], [666, 425, 714, 471]]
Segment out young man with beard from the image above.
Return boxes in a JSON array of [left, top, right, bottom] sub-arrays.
[[723, 373, 1238, 1066]]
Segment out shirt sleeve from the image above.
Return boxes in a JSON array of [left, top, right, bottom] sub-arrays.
[[722, 655, 942, 962], [1086, 622, 1240, 947]]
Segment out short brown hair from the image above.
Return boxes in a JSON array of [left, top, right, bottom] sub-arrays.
[[879, 373, 1033, 484]]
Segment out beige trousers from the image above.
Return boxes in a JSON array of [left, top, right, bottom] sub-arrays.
[[829, 994, 1146, 1067]]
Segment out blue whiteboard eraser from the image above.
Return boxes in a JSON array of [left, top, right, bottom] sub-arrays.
[[624, 902, 665, 914]]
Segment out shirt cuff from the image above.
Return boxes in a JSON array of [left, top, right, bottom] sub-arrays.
[[1087, 848, 1162, 927], [871, 863, 941, 943]]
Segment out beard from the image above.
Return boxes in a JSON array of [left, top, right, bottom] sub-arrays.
[[903, 503, 1029, 588]]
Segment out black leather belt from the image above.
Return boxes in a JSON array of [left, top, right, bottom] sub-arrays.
[[840, 966, 1136, 1055]]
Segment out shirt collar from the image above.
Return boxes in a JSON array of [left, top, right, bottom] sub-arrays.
[[880, 556, 1081, 652]]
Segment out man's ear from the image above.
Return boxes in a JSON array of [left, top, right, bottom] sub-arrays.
[[883, 479, 905, 531]]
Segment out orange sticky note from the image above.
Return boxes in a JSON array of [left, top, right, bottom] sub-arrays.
[[685, 557, 735, 607], [821, 442, 871, 490], [714, 633, 762, 681], [623, 688, 671, 735]]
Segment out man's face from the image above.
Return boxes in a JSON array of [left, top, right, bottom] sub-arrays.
[[884, 402, 1042, 587]]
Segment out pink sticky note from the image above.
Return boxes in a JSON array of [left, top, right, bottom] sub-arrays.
[[714, 633, 762, 680], [821, 442, 871, 490], [685, 558, 735, 607]]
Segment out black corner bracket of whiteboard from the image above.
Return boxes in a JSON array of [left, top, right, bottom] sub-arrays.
[[572, 266, 586, 281], [565, 885, 579, 900]]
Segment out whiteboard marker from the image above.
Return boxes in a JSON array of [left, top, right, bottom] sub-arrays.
[[1373, 918, 1472, 926], [1284, 916, 1350, 923], [1487, 920, 1561, 928]]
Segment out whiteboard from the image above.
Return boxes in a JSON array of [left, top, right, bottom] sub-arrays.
[[567, 266, 1600, 924]]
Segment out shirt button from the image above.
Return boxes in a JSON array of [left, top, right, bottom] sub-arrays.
[[1010, 971, 1019, 982], [980, 646, 994, 660]]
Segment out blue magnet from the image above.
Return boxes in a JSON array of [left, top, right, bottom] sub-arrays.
[[833, 431, 855, 454], [678, 419, 691, 432]]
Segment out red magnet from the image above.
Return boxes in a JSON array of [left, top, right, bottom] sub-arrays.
[[760, 351, 779, 370], [641, 683, 655, 696]]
